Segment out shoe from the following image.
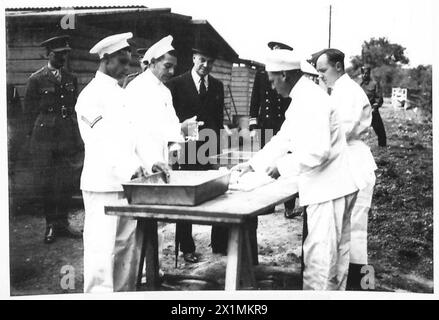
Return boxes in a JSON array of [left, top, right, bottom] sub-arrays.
[[284, 207, 303, 219], [183, 252, 199, 263], [44, 224, 56, 244], [57, 225, 83, 239]]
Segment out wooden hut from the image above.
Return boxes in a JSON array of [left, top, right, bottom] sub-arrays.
[[6, 6, 239, 210], [229, 59, 263, 123]]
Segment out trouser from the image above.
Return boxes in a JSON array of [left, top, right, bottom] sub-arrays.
[[347, 176, 375, 290], [82, 191, 142, 293], [176, 218, 259, 262], [284, 198, 296, 210], [302, 192, 357, 290], [175, 161, 238, 256], [371, 108, 386, 147], [31, 143, 82, 227]]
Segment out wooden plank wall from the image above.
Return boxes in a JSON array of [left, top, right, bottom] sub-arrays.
[[211, 58, 233, 122], [230, 65, 257, 118]]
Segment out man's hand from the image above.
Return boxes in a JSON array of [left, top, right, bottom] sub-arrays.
[[131, 166, 147, 180], [181, 116, 204, 137], [266, 165, 280, 179], [152, 162, 171, 183], [231, 162, 254, 177]]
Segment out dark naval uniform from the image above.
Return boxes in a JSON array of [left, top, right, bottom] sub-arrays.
[[24, 65, 83, 229], [360, 78, 387, 147], [249, 70, 291, 147]]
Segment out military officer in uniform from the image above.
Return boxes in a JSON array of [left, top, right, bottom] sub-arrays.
[[360, 65, 387, 147], [249, 41, 298, 219], [24, 35, 83, 243]]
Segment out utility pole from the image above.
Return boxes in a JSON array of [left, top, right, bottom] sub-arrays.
[[328, 5, 332, 48]]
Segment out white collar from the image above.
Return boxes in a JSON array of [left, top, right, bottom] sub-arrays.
[[95, 70, 119, 86], [191, 68, 208, 88], [333, 73, 349, 90], [144, 68, 164, 86], [289, 75, 308, 99]]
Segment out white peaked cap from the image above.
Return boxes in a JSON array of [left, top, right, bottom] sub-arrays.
[[265, 49, 318, 75], [90, 32, 133, 59], [142, 35, 174, 63]]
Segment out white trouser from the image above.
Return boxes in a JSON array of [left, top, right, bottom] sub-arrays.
[[350, 174, 376, 264], [82, 191, 142, 293], [303, 192, 357, 290]]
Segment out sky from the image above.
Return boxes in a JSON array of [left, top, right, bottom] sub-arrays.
[[142, 0, 434, 68], [2, 0, 435, 67]]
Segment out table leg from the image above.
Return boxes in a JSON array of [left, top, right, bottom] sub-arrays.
[[225, 225, 242, 291], [136, 220, 146, 289], [240, 226, 257, 289], [138, 219, 160, 290]]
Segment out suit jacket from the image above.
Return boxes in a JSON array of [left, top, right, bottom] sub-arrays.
[[24, 65, 83, 154], [167, 71, 224, 167]]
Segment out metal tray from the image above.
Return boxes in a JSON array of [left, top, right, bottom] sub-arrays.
[[122, 170, 231, 206], [209, 150, 256, 169]]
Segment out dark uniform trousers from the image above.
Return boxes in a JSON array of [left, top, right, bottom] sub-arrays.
[[167, 71, 232, 255], [361, 79, 387, 147], [24, 66, 83, 226]]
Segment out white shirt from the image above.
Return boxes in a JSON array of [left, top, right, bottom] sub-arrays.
[[125, 69, 183, 165], [331, 73, 377, 186], [249, 76, 360, 206], [76, 71, 141, 192], [191, 68, 209, 93]]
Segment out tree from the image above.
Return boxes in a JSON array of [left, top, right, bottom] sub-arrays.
[[350, 37, 410, 70], [348, 37, 411, 97]]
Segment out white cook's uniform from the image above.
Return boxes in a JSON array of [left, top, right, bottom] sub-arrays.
[[125, 69, 183, 165], [249, 76, 365, 290], [125, 69, 183, 262], [331, 73, 377, 265], [76, 71, 147, 293]]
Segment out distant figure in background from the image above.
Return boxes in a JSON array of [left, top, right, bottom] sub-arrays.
[[24, 35, 83, 244], [249, 41, 299, 219], [360, 65, 387, 147]]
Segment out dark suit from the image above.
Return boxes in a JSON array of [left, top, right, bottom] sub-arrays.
[[24, 65, 83, 226], [167, 70, 228, 254]]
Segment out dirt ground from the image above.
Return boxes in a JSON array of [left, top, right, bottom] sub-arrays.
[[9, 103, 433, 295]]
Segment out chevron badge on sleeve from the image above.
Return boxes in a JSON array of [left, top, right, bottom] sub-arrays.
[[81, 115, 103, 128]]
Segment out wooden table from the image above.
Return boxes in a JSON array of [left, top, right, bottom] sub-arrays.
[[105, 177, 298, 291]]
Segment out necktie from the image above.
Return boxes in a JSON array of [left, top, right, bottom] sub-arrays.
[[52, 69, 61, 82], [199, 76, 206, 96]]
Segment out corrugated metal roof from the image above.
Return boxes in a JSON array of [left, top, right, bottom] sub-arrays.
[[190, 20, 238, 59], [5, 6, 171, 17], [6, 6, 239, 61]]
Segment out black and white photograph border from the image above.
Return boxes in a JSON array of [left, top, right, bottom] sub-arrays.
[[0, 0, 438, 300]]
